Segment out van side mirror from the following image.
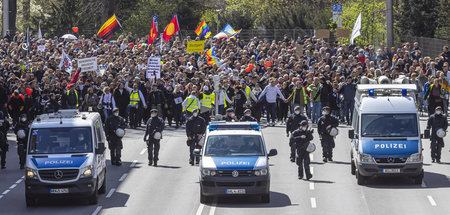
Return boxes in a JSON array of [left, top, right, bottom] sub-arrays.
[[268, 149, 278, 157], [193, 148, 201, 157], [348, 129, 355, 139], [96, 142, 106, 154], [423, 129, 430, 139]]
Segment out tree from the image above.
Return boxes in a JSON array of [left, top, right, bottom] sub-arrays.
[[397, 0, 439, 38], [8, 0, 17, 33]]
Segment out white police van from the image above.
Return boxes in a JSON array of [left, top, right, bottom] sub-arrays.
[[195, 122, 277, 203], [349, 84, 424, 185], [24, 110, 107, 206]]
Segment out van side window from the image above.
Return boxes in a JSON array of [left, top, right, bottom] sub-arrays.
[[95, 121, 102, 143]]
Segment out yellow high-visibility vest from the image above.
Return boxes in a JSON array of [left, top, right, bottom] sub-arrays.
[[185, 97, 199, 112], [67, 90, 78, 107], [130, 91, 140, 105], [200, 93, 213, 108]]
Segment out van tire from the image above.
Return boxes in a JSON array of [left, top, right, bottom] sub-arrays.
[[413, 170, 424, 185], [351, 161, 356, 175], [89, 181, 99, 205], [260, 193, 270, 203], [200, 189, 212, 204], [357, 171, 367, 185], [25, 195, 37, 207], [99, 177, 106, 194]]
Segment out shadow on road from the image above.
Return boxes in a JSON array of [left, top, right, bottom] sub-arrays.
[[213, 191, 293, 208], [153, 165, 181, 169], [364, 171, 450, 189]]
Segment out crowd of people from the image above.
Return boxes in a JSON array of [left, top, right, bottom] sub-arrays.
[[0, 28, 449, 169]]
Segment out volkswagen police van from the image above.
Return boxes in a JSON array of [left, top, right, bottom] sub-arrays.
[[24, 110, 107, 206], [349, 84, 424, 185], [195, 122, 277, 203]]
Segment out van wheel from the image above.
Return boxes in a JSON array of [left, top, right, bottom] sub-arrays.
[[99, 177, 106, 194], [200, 189, 212, 204], [26, 194, 37, 207], [260, 193, 270, 203], [89, 182, 99, 205], [351, 161, 356, 175], [413, 170, 424, 185], [357, 171, 367, 185]]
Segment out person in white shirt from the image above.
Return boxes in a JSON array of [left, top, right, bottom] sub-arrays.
[[99, 87, 116, 121], [258, 78, 288, 126]]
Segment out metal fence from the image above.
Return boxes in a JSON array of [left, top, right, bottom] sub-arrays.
[[179, 29, 315, 42], [405, 36, 449, 58]]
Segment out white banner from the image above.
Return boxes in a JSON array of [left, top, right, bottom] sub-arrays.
[[146, 57, 161, 79], [77, 57, 98, 73]]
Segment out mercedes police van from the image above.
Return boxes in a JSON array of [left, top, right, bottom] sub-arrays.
[[24, 110, 107, 206], [195, 122, 277, 203], [349, 82, 424, 185]]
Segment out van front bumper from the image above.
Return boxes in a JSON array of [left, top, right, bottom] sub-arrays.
[[25, 177, 97, 198], [200, 175, 270, 196], [358, 162, 423, 177]]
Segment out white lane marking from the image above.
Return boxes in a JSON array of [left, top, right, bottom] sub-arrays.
[[92, 206, 102, 215], [209, 199, 217, 215], [15, 179, 23, 184], [130, 160, 138, 168], [21, 176, 25, 179], [421, 181, 427, 188], [119, 173, 128, 182], [106, 188, 116, 198], [310, 197, 317, 208], [0, 195, 3, 199], [195, 204, 205, 215], [9, 184, 17, 189], [2, 190, 10, 195], [310, 167, 314, 174], [309, 153, 314, 161], [139, 148, 147, 155], [309, 182, 315, 190], [427, 195, 437, 206]]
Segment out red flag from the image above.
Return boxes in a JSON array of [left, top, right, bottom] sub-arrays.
[[67, 69, 81, 89], [148, 17, 158, 44], [162, 15, 179, 42]]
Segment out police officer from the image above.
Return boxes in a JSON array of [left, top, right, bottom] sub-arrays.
[[287, 106, 308, 162], [186, 109, 206, 165], [224, 108, 238, 122], [105, 108, 127, 166], [143, 109, 165, 166], [317, 106, 339, 162], [239, 109, 257, 121], [427, 106, 448, 163], [14, 113, 30, 169], [291, 120, 313, 180], [0, 111, 10, 169]]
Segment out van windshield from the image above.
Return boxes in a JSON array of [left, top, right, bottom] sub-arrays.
[[205, 135, 265, 156], [361, 114, 418, 137], [29, 127, 93, 154]]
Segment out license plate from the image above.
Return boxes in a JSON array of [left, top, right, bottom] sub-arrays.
[[226, 189, 246, 194], [382, 169, 401, 173], [50, 188, 69, 194]]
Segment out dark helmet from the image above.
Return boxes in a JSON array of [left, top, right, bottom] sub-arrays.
[[294, 106, 301, 111], [322, 106, 330, 111], [226, 108, 234, 113], [150, 109, 158, 113], [244, 109, 251, 114], [300, 120, 308, 126], [435, 106, 442, 111]]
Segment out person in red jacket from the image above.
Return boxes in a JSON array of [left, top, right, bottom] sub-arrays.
[[8, 90, 25, 126]]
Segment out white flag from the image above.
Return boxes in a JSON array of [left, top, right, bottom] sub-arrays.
[[58, 50, 73, 74], [38, 23, 42, 40], [350, 13, 361, 44]]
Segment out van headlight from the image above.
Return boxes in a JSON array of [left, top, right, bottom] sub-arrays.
[[254, 168, 268, 176], [80, 165, 93, 178], [359, 153, 375, 163], [26, 167, 38, 179], [406, 153, 422, 163], [201, 168, 216, 177]]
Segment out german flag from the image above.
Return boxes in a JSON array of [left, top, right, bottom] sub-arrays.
[[97, 14, 122, 41]]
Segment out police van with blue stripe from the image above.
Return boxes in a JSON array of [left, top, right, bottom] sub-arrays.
[[349, 82, 424, 185], [24, 110, 107, 206], [196, 122, 277, 203]]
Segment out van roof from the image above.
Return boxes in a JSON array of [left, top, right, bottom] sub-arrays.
[[31, 110, 100, 128], [360, 96, 417, 114]]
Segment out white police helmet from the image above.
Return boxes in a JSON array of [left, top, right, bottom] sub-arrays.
[[329, 127, 339, 137], [115, 128, 125, 137], [306, 142, 316, 153], [153, 132, 162, 140], [17, 129, 26, 139], [436, 128, 446, 138]]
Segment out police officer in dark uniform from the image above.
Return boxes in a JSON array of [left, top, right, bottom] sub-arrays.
[[287, 106, 308, 162], [143, 109, 165, 166], [0, 111, 10, 169], [427, 106, 448, 163], [224, 108, 238, 122], [239, 109, 257, 121], [317, 106, 339, 162], [292, 120, 313, 180], [14, 113, 30, 169], [186, 109, 206, 165], [105, 108, 127, 166]]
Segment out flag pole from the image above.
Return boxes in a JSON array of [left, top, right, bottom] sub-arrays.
[[175, 14, 182, 41]]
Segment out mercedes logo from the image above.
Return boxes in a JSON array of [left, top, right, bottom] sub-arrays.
[[387, 157, 395, 163], [54, 170, 64, 179], [232, 170, 239, 177]]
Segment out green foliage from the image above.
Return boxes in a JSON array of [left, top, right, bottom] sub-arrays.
[[397, 0, 439, 38]]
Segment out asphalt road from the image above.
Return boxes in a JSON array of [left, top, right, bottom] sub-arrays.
[[0, 117, 449, 215]]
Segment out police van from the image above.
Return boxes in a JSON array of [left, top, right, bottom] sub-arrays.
[[24, 110, 107, 206], [349, 83, 424, 185], [195, 122, 277, 203]]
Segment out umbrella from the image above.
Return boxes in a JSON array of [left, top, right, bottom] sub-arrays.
[[61, 34, 77, 40]]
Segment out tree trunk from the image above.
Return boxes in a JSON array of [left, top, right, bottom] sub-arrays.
[[23, 0, 30, 26], [8, 0, 16, 33]]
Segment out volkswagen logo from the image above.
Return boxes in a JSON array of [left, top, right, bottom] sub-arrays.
[[54, 170, 64, 179], [232, 170, 239, 177], [387, 157, 395, 163]]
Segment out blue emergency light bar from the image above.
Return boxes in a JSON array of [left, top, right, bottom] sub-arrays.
[[402, 89, 407, 96], [368, 89, 375, 96], [208, 123, 260, 131]]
